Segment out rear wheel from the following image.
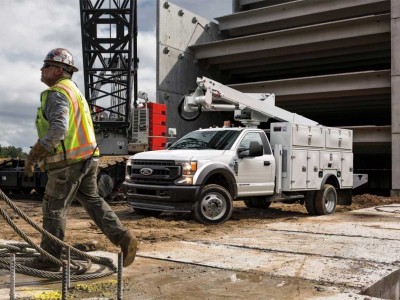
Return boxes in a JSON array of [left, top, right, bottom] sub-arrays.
[[315, 184, 337, 215], [304, 191, 317, 215], [193, 184, 233, 225]]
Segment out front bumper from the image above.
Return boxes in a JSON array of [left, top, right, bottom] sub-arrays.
[[122, 181, 201, 212]]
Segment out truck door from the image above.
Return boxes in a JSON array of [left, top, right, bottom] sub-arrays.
[[236, 132, 275, 196]]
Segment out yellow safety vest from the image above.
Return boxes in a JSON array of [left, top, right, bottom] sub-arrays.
[[36, 78, 99, 170]]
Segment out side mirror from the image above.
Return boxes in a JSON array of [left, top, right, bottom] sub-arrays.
[[165, 142, 171, 149], [237, 141, 263, 158], [249, 141, 263, 157]]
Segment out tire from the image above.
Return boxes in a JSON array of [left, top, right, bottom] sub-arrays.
[[304, 191, 317, 215], [243, 199, 255, 208], [193, 184, 233, 225], [244, 197, 271, 209], [134, 208, 163, 217], [315, 184, 337, 215]]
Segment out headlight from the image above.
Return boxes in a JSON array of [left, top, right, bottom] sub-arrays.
[[175, 161, 197, 185], [125, 159, 132, 181], [181, 161, 197, 175]]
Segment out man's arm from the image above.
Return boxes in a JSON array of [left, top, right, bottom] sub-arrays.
[[41, 91, 69, 150]]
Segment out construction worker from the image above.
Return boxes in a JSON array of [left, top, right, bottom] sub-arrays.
[[24, 48, 137, 271]]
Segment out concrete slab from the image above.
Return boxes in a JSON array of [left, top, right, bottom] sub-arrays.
[[0, 205, 399, 299], [139, 205, 400, 298]]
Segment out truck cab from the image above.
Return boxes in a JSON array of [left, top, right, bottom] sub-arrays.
[[123, 127, 276, 224]]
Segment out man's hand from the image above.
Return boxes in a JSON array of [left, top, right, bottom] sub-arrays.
[[24, 141, 50, 176], [24, 159, 35, 177], [28, 141, 50, 161]]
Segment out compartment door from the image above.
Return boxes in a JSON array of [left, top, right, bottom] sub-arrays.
[[291, 150, 307, 190], [341, 152, 353, 187], [307, 150, 320, 189]]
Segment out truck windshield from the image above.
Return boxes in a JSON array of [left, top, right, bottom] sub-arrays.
[[169, 130, 242, 150]]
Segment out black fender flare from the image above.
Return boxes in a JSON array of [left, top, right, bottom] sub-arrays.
[[195, 163, 237, 199], [319, 173, 340, 190]]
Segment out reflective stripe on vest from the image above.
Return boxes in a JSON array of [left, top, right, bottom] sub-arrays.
[[43, 142, 98, 164], [56, 82, 89, 146]]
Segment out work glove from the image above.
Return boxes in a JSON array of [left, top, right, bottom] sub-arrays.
[[24, 159, 35, 177], [24, 141, 50, 177]]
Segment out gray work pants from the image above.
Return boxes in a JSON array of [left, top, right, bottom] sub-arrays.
[[41, 159, 126, 258]]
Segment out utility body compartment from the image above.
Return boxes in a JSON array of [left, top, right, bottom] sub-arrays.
[[270, 122, 353, 192]]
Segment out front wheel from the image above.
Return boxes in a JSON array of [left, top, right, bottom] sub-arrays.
[[193, 184, 233, 225]]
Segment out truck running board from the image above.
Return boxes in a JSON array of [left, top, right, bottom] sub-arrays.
[[270, 193, 305, 202]]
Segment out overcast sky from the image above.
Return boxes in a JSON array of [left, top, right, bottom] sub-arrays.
[[0, 0, 231, 152]]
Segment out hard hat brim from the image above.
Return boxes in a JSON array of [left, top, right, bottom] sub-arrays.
[[44, 60, 79, 73]]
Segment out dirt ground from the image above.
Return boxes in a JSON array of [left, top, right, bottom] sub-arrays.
[[1, 193, 399, 299]]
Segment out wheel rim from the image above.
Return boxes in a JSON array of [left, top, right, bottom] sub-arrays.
[[324, 189, 336, 212], [200, 192, 227, 220]]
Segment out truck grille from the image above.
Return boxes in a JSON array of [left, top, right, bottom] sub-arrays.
[[129, 160, 181, 184]]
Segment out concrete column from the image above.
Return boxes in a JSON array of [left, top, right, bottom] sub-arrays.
[[156, 0, 230, 139], [391, 0, 400, 196], [233, 0, 241, 13]]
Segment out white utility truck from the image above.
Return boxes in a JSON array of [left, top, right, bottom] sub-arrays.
[[123, 77, 360, 224]]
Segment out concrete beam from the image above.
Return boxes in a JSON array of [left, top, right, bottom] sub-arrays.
[[193, 15, 390, 62], [240, 0, 275, 5], [239, 0, 291, 8], [229, 70, 391, 100], [228, 57, 389, 84], [342, 126, 392, 156], [227, 50, 389, 76], [350, 126, 391, 144], [217, 43, 390, 70], [350, 126, 392, 157], [207, 40, 390, 66], [217, 0, 390, 37], [285, 100, 389, 113]]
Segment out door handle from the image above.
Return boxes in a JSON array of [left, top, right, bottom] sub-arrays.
[[264, 161, 271, 166]]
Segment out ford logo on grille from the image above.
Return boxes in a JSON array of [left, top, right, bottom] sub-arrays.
[[140, 167, 153, 176]]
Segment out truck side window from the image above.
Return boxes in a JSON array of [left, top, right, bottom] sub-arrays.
[[239, 132, 272, 155]]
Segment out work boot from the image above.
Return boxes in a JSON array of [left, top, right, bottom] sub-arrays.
[[22, 257, 60, 272], [119, 231, 138, 267]]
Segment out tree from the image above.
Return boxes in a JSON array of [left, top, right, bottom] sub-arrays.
[[0, 145, 28, 159]]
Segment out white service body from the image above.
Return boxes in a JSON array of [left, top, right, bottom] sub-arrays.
[[270, 122, 353, 192]]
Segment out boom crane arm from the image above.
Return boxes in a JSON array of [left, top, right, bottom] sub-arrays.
[[180, 76, 318, 126]]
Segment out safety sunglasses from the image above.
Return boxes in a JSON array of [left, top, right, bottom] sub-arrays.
[[42, 62, 71, 74], [42, 62, 72, 74], [42, 62, 58, 69]]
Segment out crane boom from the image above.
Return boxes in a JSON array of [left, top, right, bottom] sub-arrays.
[[79, 0, 138, 155], [183, 76, 318, 126]]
